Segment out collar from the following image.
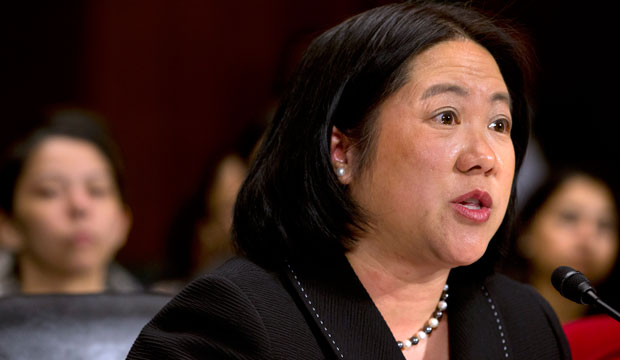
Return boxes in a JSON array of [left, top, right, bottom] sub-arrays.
[[447, 270, 511, 358], [284, 256, 405, 359], [283, 257, 510, 359]]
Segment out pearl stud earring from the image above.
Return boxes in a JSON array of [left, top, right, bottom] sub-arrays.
[[336, 167, 346, 177]]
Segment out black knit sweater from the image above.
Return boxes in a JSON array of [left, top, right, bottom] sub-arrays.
[[128, 256, 571, 359]]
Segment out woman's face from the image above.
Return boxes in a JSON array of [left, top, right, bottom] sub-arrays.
[[345, 40, 515, 269], [197, 154, 247, 256], [10, 136, 130, 275], [521, 176, 619, 285]]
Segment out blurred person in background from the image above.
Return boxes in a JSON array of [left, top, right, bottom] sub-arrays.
[[0, 228, 15, 285], [0, 107, 141, 295], [504, 168, 619, 323], [154, 123, 264, 294], [192, 153, 248, 273]]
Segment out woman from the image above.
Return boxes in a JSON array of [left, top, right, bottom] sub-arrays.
[[0, 108, 140, 295], [153, 122, 264, 294], [154, 149, 255, 294], [129, 3, 570, 359], [508, 169, 619, 324]]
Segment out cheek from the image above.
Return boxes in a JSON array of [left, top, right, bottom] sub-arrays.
[[388, 139, 453, 207], [530, 220, 570, 257], [96, 203, 129, 244], [596, 235, 619, 263], [497, 142, 516, 191], [15, 219, 67, 262], [587, 235, 619, 283], [15, 205, 66, 242]]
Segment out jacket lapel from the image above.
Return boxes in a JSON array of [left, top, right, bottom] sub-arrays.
[[284, 257, 405, 359], [447, 272, 507, 359], [283, 258, 509, 359]]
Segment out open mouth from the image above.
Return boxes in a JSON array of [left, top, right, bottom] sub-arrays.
[[460, 198, 482, 210], [450, 190, 493, 223], [451, 190, 492, 209]]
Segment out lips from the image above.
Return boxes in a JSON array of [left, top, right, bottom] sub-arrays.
[[450, 189, 493, 223], [69, 231, 96, 247]]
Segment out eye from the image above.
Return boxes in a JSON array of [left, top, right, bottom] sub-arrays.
[[33, 185, 60, 199], [488, 118, 511, 134], [433, 110, 458, 125], [557, 210, 579, 225], [597, 218, 616, 234], [88, 183, 113, 198]]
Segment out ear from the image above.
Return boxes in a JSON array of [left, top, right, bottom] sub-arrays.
[[330, 126, 355, 184], [0, 211, 23, 252], [114, 206, 133, 250]]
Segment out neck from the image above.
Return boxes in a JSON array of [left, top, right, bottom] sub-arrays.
[[531, 274, 587, 324], [346, 241, 450, 339], [18, 256, 107, 294]]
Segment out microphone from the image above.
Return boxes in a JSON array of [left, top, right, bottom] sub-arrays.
[[551, 266, 620, 323]]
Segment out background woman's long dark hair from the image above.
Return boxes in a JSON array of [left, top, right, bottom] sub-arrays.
[[502, 167, 620, 312]]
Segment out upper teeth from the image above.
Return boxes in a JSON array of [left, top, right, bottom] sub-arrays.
[[462, 199, 481, 209]]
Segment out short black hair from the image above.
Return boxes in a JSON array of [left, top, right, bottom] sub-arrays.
[[233, 2, 535, 274], [0, 107, 127, 214]]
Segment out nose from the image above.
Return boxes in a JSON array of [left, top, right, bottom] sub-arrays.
[[455, 131, 497, 176], [66, 188, 90, 219], [575, 217, 599, 250]]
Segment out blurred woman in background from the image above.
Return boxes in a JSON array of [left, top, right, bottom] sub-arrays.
[[506, 168, 619, 323], [0, 108, 141, 295], [153, 122, 264, 294]]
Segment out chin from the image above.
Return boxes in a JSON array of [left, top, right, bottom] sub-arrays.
[[445, 240, 490, 268], [452, 255, 485, 268], [62, 259, 100, 273]]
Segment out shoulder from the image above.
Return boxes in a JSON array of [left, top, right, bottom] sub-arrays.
[[486, 272, 543, 302], [209, 256, 281, 288], [0, 254, 18, 297], [127, 257, 274, 359], [106, 262, 143, 292], [485, 272, 559, 322], [485, 273, 572, 359], [128, 257, 323, 360], [485, 273, 559, 327]]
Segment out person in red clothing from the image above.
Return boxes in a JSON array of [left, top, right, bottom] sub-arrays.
[[564, 314, 620, 360]]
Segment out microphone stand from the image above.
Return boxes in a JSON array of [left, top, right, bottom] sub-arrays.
[[552, 266, 620, 324], [586, 290, 620, 323]]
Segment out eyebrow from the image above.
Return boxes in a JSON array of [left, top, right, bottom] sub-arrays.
[[490, 92, 512, 109], [420, 83, 512, 108], [33, 171, 112, 183], [420, 83, 468, 100]]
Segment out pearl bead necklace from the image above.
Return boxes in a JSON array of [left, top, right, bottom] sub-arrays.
[[397, 284, 449, 351]]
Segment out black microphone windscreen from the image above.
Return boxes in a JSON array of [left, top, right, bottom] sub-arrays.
[[552, 266, 620, 323], [551, 266, 577, 293], [551, 266, 595, 305]]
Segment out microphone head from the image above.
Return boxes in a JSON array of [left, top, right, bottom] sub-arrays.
[[551, 266, 596, 305]]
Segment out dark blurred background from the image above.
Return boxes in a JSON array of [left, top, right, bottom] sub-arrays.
[[3, 0, 619, 282]]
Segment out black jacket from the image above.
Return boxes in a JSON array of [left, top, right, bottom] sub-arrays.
[[128, 256, 571, 359]]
